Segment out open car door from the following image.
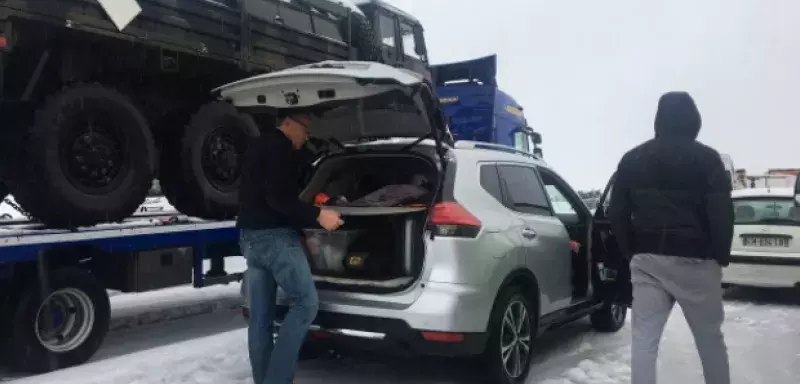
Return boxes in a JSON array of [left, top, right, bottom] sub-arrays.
[[591, 173, 632, 306]]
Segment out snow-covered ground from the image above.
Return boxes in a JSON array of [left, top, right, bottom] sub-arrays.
[[4, 286, 798, 384]]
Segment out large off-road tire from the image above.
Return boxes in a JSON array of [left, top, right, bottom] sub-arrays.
[[9, 84, 156, 228], [7, 268, 110, 373], [590, 301, 627, 332], [160, 101, 259, 219], [483, 286, 536, 384], [338, 13, 381, 61]]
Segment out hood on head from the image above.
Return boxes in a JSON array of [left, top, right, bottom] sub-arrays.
[[654, 91, 701, 139]]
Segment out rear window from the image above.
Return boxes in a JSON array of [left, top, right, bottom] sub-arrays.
[[307, 89, 430, 143], [733, 197, 800, 226]]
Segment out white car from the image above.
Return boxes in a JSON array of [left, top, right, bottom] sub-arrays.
[[0, 195, 27, 221], [134, 195, 177, 215], [723, 187, 800, 288]]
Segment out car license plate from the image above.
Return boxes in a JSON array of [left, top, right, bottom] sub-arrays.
[[742, 236, 790, 247]]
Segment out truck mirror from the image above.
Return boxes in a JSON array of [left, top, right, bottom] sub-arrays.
[[533, 148, 543, 158], [531, 131, 542, 145]]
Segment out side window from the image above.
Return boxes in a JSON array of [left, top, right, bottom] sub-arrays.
[[512, 131, 531, 153], [378, 14, 396, 47], [544, 185, 577, 216], [479, 164, 503, 203], [399, 22, 420, 59], [497, 165, 551, 215], [538, 169, 584, 223]]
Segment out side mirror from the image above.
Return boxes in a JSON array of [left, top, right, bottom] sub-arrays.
[[533, 148, 543, 158], [531, 131, 542, 145]]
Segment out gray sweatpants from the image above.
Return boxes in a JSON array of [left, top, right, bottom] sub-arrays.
[[630, 253, 730, 384]]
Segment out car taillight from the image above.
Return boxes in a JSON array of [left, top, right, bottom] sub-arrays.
[[429, 202, 481, 238]]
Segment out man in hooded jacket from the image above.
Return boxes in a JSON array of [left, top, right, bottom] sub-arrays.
[[608, 91, 733, 384]]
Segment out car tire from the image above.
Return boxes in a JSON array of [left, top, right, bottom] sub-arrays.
[[160, 101, 259, 219], [483, 286, 536, 384], [338, 13, 381, 62], [9, 84, 156, 228], [590, 302, 627, 332], [8, 268, 110, 373]]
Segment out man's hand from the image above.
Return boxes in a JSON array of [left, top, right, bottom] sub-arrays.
[[317, 209, 343, 232]]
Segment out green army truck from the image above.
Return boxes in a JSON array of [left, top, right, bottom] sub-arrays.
[[0, 0, 430, 228]]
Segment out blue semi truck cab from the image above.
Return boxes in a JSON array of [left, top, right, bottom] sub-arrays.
[[432, 54, 543, 157]]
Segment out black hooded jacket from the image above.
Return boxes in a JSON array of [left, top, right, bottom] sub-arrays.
[[608, 92, 734, 266]]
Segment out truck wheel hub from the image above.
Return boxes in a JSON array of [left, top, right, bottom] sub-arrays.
[[34, 288, 96, 353], [202, 128, 245, 191], [65, 129, 125, 192]]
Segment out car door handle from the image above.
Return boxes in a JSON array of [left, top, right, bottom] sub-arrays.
[[521, 228, 537, 239]]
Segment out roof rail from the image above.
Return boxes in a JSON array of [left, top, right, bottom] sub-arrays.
[[454, 140, 541, 160]]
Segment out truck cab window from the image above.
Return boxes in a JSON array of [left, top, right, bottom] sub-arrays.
[[378, 14, 397, 47], [400, 22, 420, 59]]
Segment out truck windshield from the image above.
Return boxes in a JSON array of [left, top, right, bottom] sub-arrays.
[[733, 197, 800, 226]]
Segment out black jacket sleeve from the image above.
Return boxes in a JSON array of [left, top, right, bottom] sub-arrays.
[[262, 143, 321, 228], [703, 152, 734, 266], [608, 153, 635, 263]]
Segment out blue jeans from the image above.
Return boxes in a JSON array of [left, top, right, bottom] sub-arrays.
[[240, 228, 319, 384]]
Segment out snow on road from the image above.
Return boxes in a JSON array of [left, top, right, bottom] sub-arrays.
[[5, 287, 800, 384]]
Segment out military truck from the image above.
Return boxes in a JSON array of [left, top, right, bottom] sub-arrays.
[[0, 0, 430, 228]]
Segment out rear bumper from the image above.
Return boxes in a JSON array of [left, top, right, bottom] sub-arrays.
[[723, 255, 800, 288], [242, 306, 488, 357]]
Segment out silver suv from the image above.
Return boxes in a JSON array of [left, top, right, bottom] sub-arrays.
[[226, 61, 628, 384]]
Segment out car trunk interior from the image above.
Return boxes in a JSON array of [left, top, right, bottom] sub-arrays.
[[298, 151, 439, 292]]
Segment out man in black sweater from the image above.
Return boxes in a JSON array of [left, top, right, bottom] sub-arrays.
[[237, 113, 342, 384], [609, 91, 733, 384]]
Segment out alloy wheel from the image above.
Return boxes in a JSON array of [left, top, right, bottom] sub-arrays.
[[500, 300, 532, 379]]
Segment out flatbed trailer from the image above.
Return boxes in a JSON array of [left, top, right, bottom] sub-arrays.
[[0, 216, 242, 373]]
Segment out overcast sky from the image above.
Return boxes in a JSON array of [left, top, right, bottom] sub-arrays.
[[386, 0, 799, 190]]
